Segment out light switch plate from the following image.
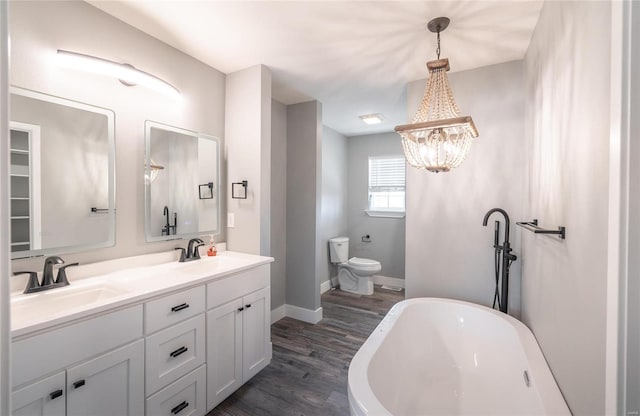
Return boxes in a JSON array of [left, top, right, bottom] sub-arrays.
[[227, 213, 235, 228]]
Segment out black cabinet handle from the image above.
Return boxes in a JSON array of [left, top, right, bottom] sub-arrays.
[[245, 304, 252, 308], [49, 389, 63, 400], [169, 346, 188, 358], [171, 401, 189, 414], [237, 307, 244, 312], [73, 380, 85, 389], [171, 303, 189, 312]]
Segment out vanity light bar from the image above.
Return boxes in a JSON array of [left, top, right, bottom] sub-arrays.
[[56, 49, 180, 99]]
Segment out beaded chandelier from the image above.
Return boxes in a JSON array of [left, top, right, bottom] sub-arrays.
[[395, 17, 478, 173]]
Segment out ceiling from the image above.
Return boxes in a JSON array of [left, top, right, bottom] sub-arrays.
[[89, 1, 543, 137]]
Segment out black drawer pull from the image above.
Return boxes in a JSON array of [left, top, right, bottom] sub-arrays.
[[171, 401, 189, 414], [171, 303, 189, 312], [245, 304, 252, 308], [73, 380, 85, 389], [49, 389, 63, 400], [237, 307, 244, 312], [169, 346, 188, 358]]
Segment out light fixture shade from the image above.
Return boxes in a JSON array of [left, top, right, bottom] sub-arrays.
[[56, 50, 180, 99], [395, 58, 478, 172]]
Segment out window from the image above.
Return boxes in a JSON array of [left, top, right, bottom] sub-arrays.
[[368, 156, 405, 215]]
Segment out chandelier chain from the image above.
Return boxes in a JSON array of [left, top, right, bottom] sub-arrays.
[[436, 29, 441, 59]]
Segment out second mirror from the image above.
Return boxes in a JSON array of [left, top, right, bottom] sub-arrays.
[[145, 121, 220, 242]]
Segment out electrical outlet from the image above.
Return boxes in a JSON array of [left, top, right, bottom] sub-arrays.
[[227, 213, 235, 228]]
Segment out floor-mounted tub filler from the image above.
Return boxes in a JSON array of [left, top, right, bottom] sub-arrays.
[[348, 298, 571, 416]]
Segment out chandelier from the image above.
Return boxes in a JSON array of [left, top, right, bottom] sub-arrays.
[[395, 17, 478, 173]]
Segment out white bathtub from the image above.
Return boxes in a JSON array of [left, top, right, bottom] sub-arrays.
[[348, 298, 571, 416]]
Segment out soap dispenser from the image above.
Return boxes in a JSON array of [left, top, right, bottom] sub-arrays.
[[207, 235, 217, 257]]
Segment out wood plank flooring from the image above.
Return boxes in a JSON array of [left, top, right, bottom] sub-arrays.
[[207, 285, 404, 416]]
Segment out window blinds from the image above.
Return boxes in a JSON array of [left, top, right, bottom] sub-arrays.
[[369, 156, 406, 192]]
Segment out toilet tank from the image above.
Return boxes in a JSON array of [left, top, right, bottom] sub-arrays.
[[329, 237, 349, 263]]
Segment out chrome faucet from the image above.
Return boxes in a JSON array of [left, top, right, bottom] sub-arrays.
[[14, 256, 79, 294], [175, 238, 205, 262]]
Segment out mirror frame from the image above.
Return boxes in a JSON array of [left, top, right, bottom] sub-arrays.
[[144, 121, 221, 243], [10, 86, 116, 259]]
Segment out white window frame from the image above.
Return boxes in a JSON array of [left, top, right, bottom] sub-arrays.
[[366, 155, 406, 218]]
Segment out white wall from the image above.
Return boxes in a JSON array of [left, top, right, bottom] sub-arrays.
[[9, 1, 226, 271], [225, 65, 271, 256], [270, 99, 287, 310], [319, 126, 348, 287], [405, 60, 525, 316], [347, 132, 405, 281], [286, 101, 322, 311], [522, 2, 611, 414]]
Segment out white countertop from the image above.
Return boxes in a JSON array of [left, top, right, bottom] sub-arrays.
[[10, 250, 273, 339]]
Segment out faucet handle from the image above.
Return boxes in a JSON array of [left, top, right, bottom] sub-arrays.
[[174, 247, 187, 262], [56, 263, 79, 286], [14, 271, 40, 294]]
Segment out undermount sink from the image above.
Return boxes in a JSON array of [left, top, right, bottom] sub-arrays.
[[11, 283, 130, 325]]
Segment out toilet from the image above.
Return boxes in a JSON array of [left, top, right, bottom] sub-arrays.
[[329, 237, 381, 295]]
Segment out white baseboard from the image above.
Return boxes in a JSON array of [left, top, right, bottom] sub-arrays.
[[286, 304, 323, 324], [270, 304, 287, 324], [372, 275, 405, 288], [320, 280, 332, 294], [271, 304, 323, 324]]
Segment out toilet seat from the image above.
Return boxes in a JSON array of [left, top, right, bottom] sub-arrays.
[[347, 257, 381, 272]]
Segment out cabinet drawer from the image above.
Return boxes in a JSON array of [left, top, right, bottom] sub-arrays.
[[12, 305, 143, 388], [207, 264, 269, 309], [146, 365, 206, 416], [145, 286, 205, 334], [146, 314, 206, 395]]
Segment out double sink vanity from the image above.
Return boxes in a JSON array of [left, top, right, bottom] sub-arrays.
[[10, 250, 273, 416]]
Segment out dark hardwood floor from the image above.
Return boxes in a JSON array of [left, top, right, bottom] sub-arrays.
[[207, 285, 404, 416]]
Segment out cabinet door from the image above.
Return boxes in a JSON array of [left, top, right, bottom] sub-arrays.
[[66, 339, 144, 416], [12, 371, 65, 416], [206, 298, 243, 410], [242, 286, 270, 382]]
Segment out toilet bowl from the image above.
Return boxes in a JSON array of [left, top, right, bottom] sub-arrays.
[[329, 237, 382, 295]]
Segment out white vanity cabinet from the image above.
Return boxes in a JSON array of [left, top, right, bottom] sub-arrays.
[[11, 305, 144, 416], [10, 254, 273, 416], [12, 372, 65, 416], [206, 265, 271, 409]]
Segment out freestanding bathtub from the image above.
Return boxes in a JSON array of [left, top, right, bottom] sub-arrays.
[[348, 298, 571, 416]]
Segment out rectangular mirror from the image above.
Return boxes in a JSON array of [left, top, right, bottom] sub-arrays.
[[9, 87, 116, 259], [145, 121, 220, 242]]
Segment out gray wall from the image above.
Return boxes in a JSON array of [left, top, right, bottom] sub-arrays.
[[9, 1, 226, 271], [522, 2, 610, 414], [286, 101, 322, 311], [347, 132, 405, 280], [225, 65, 271, 256], [270, 99, 287, 310], [319, 126, 348, 286], [405, 60, 525, 316], [625, 2, 640, 412]]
